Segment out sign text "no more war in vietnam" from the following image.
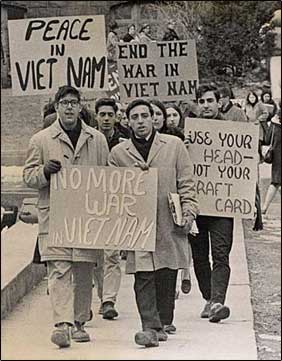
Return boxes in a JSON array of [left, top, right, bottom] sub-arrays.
[[48, 166, 158, 251], [185, 119, 260, 218], [8, 15, 108, 96], [117, 40, 198, 103]]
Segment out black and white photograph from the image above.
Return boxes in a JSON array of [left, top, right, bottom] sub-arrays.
[[1, 1, 281, 360]]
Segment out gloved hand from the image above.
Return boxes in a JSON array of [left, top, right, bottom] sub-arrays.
[[43, 159, 62, 180]]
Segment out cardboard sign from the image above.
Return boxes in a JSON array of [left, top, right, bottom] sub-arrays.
[[8, 15, 108, 96], [184, 118, 259, 218], [117, 40, 198, 103], [48, 166, 158, 251]]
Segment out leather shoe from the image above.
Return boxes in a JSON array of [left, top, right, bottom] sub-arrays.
[[135, 329, 159, 347], [164, 324, 176, 334], [102, 302, 118, 320], [209, 303, 230, 323], [181, 279, 192, 294], [200, 300, 212, 318], [157, 329, 168, 341], [71, 321, 90, 342], [51, 323, 71, 348]]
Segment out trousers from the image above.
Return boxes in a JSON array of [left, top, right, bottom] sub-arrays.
[[190, 216, 233, 304], [134, 268, 178, 330], [47, 260, 93, 325]]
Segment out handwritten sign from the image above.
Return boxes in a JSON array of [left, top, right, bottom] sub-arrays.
[[8, 15, 108, 96], [117, 40, 198, 103], [49, 166, 158, 250], [185, 119, 259, 218]]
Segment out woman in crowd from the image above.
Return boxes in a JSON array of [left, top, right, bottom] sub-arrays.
[[107, 20, 119, 63], [165, 104, 185, 141], [123, 24, 138, 42], [262, 102, 281, 215], [261, 90, 277, 122]]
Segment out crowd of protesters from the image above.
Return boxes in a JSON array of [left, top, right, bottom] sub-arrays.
[[22, 80, 280, 349], [19, 15, 281, 350]]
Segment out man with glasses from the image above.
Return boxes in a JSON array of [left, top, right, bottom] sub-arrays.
[[189, 83, 233, 323], [23, 85, 109, 348], [94, 98, 130, 320]]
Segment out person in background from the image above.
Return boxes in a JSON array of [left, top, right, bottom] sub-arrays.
[[151, 99, 192, 300], [138, 23, 153, 43], [165, 104, 185, 140], [261, 90, 277, 122], [95, 97, 130, 320], [115, 102, 131, 139], [162, 20, 180, 41], [123, 24, 138, 42], [23, 85, 109, 348], [107, 20, 119, 63], [108, 98, 198, 347], [189, 83, 234, 323], [262, 102, 281, 214], [218, 86, 248, 122]]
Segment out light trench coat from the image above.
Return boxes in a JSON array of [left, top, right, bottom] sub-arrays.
[[108, 132, 199, 273], [23, 119, 109, 263]]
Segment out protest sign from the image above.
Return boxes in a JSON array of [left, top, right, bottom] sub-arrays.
[[117, 40, 198, 103], [185, 118, 259, 218], [48, 166, 158, 251], [8, 15, 108, 96]]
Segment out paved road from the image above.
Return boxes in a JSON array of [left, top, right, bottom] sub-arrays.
[[1, 219, 258, 360]]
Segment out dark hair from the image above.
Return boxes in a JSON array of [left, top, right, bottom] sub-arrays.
[[150, 99, 167, 122], [219, 86, 231, 98], [196, 84, 220, 102], [109, 20, 118, 31], [126, 99, 154, 119], [54, 85, 81, 103], [42, 101, 56, 119], [165, 103, 184, 129], [246, 91, 259, 106], [95, 97, 118, 114], [128, 23, 136, 31], [140, 23, 150, 32], [261, 90, 273, 102]]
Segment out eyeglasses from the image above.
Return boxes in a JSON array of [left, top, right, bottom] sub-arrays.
[[58, 99, 80, 108], [198, 98, 215, 105]]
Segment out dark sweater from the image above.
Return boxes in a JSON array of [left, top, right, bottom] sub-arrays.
[[131, 129, 156, 162], [59, 118, 81, 149]]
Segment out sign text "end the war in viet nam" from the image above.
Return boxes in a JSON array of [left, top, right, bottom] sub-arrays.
[[48, 166, 158, 251]]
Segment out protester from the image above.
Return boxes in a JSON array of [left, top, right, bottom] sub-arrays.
[[108, 98, 199, 347], [116, 102, 131, 139], [261, 90, 277, 122], [123, 24, 138, 42], [262, 102, 281, 214], [165, 104, 185, 140], [151, 99, 192, 298], [189, 83, 234, 323], [107, 20, 119, 63], [162, 20, 180, 41], [23, 85, 109, 348], [95, 97, 130, 320], [218, 86, 248, 122], [138, 23, 153, 43]]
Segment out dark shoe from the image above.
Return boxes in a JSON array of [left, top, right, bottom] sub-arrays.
[[181, 279, 192, 294], [209, 303, 230, 323], [135, 329, 159, 347], [51, 323, 71, 348], [200, 300, 212, 318], [102, 302, 118, 320], [164, 324, 176, 334], [157, 329, 168, 341], [71, 321, 90, 342]]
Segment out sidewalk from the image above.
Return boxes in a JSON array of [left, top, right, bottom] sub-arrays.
[[1, 218, 257, 360]]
